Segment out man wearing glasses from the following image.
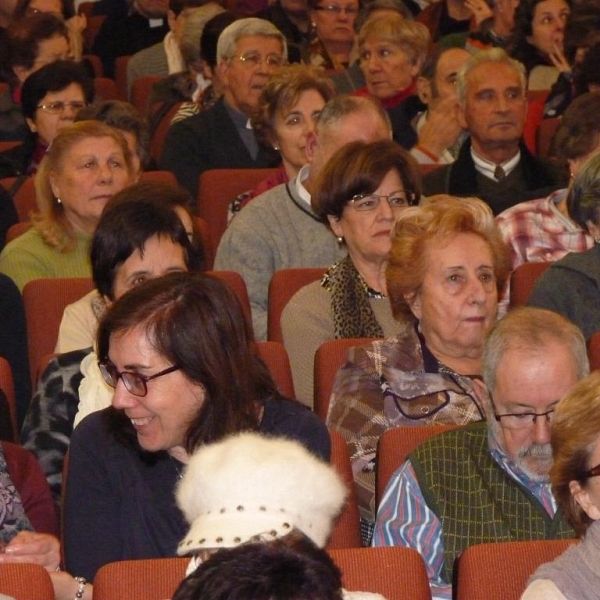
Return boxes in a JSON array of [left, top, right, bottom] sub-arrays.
[[373, 307, 585, 600], [161, 18, 286, 199]]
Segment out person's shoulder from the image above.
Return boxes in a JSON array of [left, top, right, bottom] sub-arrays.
[[412, 422, 488, 460], [226, 183, 289, 228], [496, 196, 549, 222], [0, 226, 43, 256]]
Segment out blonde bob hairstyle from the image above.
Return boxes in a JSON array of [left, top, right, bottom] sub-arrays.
[[386, 195, 510, 321], [550, 371, 600, 537], [33, 120, 133, 252], [357, 13, 430, 67]]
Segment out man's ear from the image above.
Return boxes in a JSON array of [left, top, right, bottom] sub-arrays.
[[216, 60, 228, 86], [416, 76, 432, 105], [404, 290, 422, 320], [456, 100, 468, 130], [25, 117, 37, 133], [305, 131, 319, 164], [167, 9, 176, 30]]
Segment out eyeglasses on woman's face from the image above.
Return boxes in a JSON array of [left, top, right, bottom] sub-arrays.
[[99, 360, 181, 397]]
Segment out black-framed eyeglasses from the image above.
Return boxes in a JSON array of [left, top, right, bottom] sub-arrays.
[[348, 190, 416, 212], [582, 463, 600, 480], [314, 4, 359, 15], [232, 51, 285, 68], [490, 392, 556, 430], [36, 101, 87, 114], [99, 361, 180, 397]]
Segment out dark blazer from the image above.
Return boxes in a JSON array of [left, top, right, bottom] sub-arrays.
[[159, 96, 281, 200], [422, 138, 567, 214]]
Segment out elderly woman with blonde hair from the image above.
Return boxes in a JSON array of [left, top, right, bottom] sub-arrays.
[[327, 195, 510, 541], [355, 12, 430, 110], [0, 121, 135, 290]]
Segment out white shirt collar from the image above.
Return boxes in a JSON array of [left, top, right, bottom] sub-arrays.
[[294, 164, 312, 207], [471, 147, 521, 181]]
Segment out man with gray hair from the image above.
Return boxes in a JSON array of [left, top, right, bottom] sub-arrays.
[[373, 307, 584, 600], [422, 48, 566, 215], [160, 18, 286, 198], [215, 94, 392, 340]]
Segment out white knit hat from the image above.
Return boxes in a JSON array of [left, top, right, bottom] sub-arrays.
[[176, 432, 347, 554]]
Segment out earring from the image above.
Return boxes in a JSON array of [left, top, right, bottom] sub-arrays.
[[56, 197, 62, 204], [336, 236, 344, 245], [273, 144, 280, 151]]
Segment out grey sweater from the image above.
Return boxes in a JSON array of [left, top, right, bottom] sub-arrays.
[[215, 176, 346, 340]]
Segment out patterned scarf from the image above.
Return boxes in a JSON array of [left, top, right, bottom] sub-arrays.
[[321, 255, 385, 340], [0, 445, 34, 544]]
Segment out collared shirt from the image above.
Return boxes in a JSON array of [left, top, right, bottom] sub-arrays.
[[223, 99, 259, 159], [294, 164, 312, 207], [372, 428, 557, 600], [471, 147, 520, 180], [495, 189, 594, 316]]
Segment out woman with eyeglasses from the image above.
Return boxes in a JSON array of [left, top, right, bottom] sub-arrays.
[[0, 60, 92, 179], [305, 0, 359, 70], [520, 371, 600, 600], [326, 194, 510, 543], [62, 271, 329, 582], [0, 120, 136, 290], [281, 139, 420, 407]]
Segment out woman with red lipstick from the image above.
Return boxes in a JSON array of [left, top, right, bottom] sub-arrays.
[[326, 195, 510, 543], [63, 271, 329, 582], [281, 139, 420, 407], [0, 121, 136, 290]]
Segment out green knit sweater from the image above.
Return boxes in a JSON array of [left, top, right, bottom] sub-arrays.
[[411, 423, 575, 583], [0, 227, 92, 291]]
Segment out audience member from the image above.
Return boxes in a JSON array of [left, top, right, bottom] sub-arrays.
[[305, 0, 358, 70], [462, 0, 519, 51], [175, 432, 383, 599], [64, 272, 329, 581], [328, 196, 510, 542], [229, 63, 335, 219], [169, 11, 237, 124], [255, 0, 309, 63], [160, 17, 285, 198], [215, 95, 390, 340], [0, 60, 93, 179], [496, 91, 600, 315], [506, 0, 571, 90], [126, 0, 217, 97], [522, 371, 600, 600], [416, 0, 474, 43], [92, 0, 170, 78], [408, 45, 470, 164], [13, 0, 85, 61], [0, 13, 69, 141], [173, 539, 345, 600], [355, 13, 429, 111], [282, 140, 420, 406], [76, 100, 151, 175], [21, 181, 201, 503], [422, 48, 567, 215], [0, 121, 134, 291], [373, 307, 584, 599], [528, 153, 600, 339]]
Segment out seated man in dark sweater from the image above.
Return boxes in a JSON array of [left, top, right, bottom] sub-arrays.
[[160, 18, 285, 199], [422, 48, 567, 215], [373, 307, 583, 600]]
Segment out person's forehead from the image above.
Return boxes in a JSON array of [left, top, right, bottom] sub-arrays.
[[233, 34, 282, 54], [436, 48, 470, 80], [467, 62, 521, 90]]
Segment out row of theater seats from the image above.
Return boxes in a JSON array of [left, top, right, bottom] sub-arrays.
[[0, 537, 576, 600]]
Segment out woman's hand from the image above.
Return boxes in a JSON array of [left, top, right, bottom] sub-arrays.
[[0, 532, 60, 571], [465, 0, 492, 26], [548, 39, 571, 73], [50, 572, 93, 600]]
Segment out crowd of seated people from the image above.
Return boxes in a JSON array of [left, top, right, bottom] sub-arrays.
[[3, 1, 600, 599]]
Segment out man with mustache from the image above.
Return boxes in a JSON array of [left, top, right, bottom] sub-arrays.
[[422, 47, 566, 215], [373, 307, 584, 600]]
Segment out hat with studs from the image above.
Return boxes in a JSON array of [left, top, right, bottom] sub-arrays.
[[176, 432, 347, 554]]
